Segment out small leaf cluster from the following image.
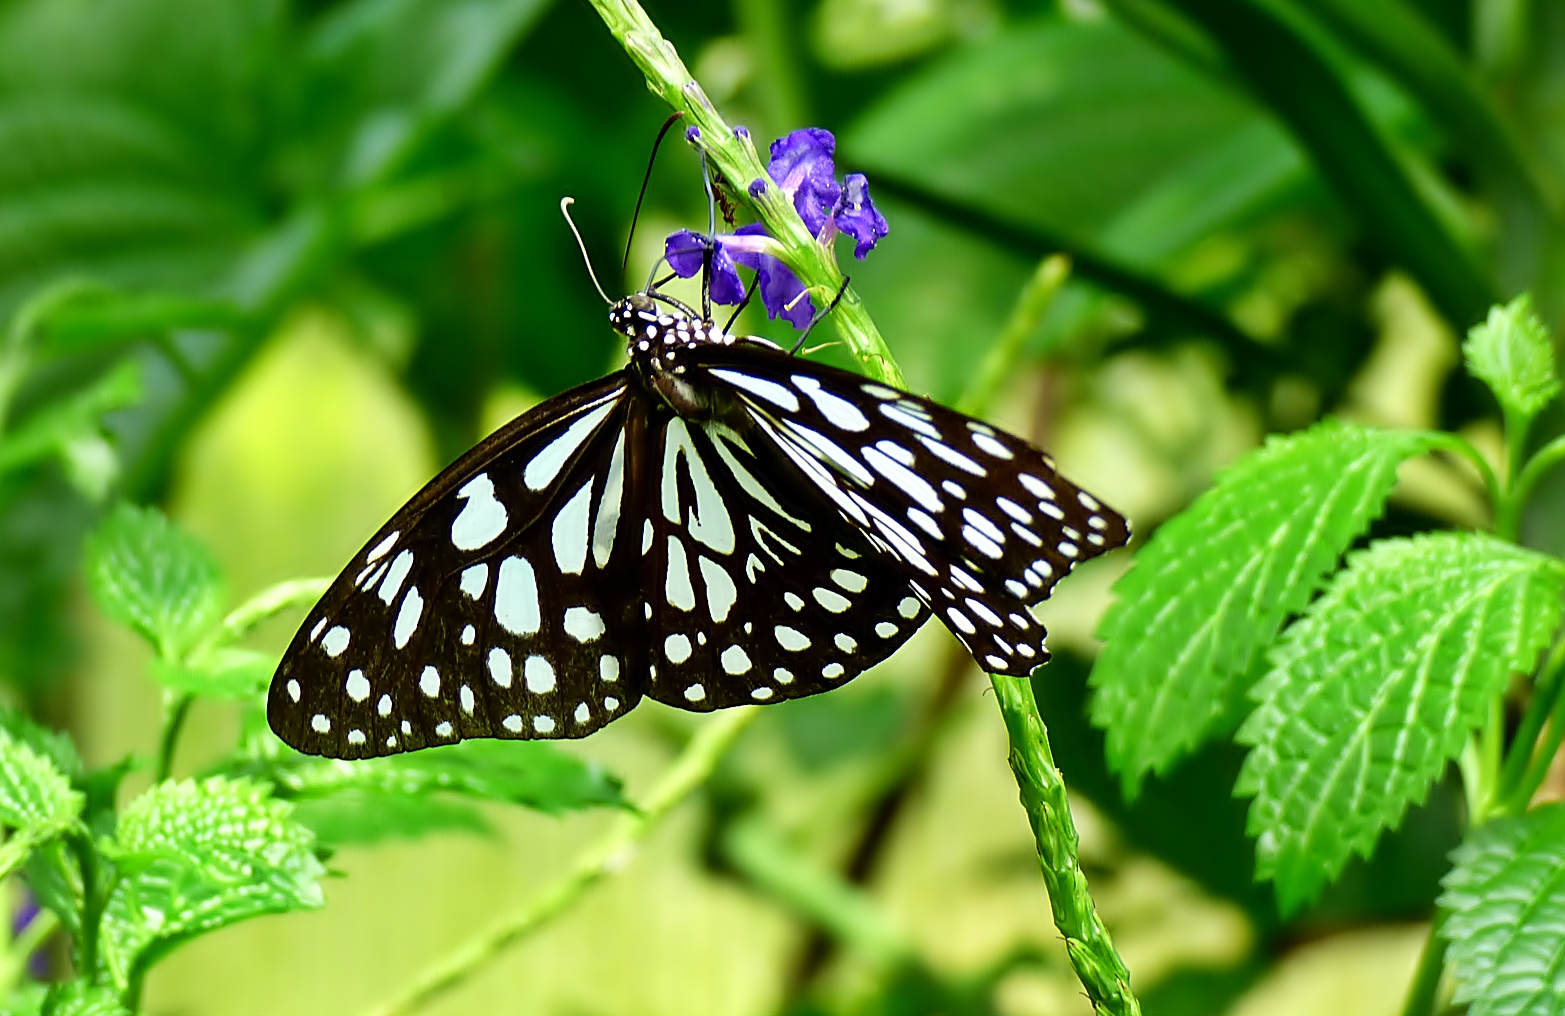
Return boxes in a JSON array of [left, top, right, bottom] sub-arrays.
[[0, 505, 624, 1014], [1091, 294, 1565, 1010]]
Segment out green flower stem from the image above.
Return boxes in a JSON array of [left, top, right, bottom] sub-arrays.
[[154, 691, 195, 784], [585, 0, 904, 389], [1497, 639, 1565, 806], [1427, 432, 1503, 527], [955, 255, 1071, 417], [1502, 668, 1565, 814], [219, 577, 333, 644], [589, 6, 1140, 1012], [991, 675, 1140, 1015], [361, 707, 757, 1016], [1508, 432, 1565, 533], [0, 905, 58, 995], [1398, 911, 1451, 1016]]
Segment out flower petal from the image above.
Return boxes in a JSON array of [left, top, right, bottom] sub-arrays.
[[768, 128, 841, 236], [835, 173, 889, 259], [728, 223, 814, 329], [663, 230, 746, 306]]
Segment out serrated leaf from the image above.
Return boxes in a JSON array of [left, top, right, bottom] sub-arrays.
[[24, 840, 83, 944], [1238, 534, 1565, 913], [98, 777, 323, 994], [82, 503, 224, 660], [1441, 804, 1565, 1016], [1464, 294, 1560, 420], [38, 982, 127, 1016], [0, 711, 82, 785], [0, 728, 83, 880], [266, 739, 625, 814], [149, 647, 274, 699], [1090, 420, 1442, 795], [291, 788, 490, 847]]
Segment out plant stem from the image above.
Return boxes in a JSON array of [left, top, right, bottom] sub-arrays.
[[588, 6, 1141, 1011], [956, 255, 1071, 417], [360, 707, 757, 1016], [1399, 912, 1450, 1016], [1497, 639, 1565, 804], [1503, 674, 1565, 813], [219, 577, 333, 644], [155, 692, 195, 784], [1427, 432, 1503, 524], [1508, 432, 1565, 530], [990, 675, 1140, 1015]]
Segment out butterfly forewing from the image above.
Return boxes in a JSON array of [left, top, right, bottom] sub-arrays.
[[269, 376, 645, 758], [638, 413, 927, 709], [690, 344, 1130, 674]]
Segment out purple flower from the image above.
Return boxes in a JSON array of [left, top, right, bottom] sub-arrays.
[[660, 126, 889, 329]]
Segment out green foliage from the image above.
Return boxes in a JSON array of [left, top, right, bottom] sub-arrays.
[[1237, 534, 1565, 912], [1464, 294, 1561, 421], [82, 504, 223, 661], [0, 727, 82, 881], [1090, 420, 1441, 795], [1440, 804, 1565, 1016], [98, 777, 325, 996], [39, 982, 129, 1016], [262, 738, 627, 815], [290, 789, 491, 847]]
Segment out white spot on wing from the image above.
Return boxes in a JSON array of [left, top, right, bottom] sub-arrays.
[[698, 555, 738, 622], [551, 480, 593, 574], [664, 633, 692, 663], [451, 474, 508, 550], [393, 587, 424, 648], [662, 419, 735, 554], [488, 648, 512, 687], [600, 656, 620, 682], [593, 429, 627, 568], [721, 645, 752, 674], [711, 369, 801, 411], [419, 665, 440, 697], [525, 655, 556, 693], [563, 607, 605, 642], [345, 670, 370, 702], [918, 436, 986, 476], [322, 626, 350, 657], [791, 374, 869, 431], [366, 530, 399, 563], [523, 399, 617, 490], [494, 556, 540, 635], [971, 432, 1013, 459], [377, 550, 414, 604], [312, 714, 330, 733], [665, 535, 697, 611], [813, 587, 851, 613], [775, 626, 810, 651], [460, 563, 489, 599], [287, 679, 301, 702], [503, 714, 523, 732], [534, 715, 556, 733], [684, 683, 706, 702]]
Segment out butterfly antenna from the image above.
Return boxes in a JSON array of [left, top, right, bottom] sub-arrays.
[[698, 148, 718, 321], [623, 111, 685, 274], [722, 274, 761, 334], [561, 197, 612, 306]]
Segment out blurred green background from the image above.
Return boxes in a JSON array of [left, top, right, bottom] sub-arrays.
[[2, 0, 1563, 1012]]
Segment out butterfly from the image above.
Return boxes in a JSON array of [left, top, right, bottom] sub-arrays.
[[267, 286, 1130, 758]]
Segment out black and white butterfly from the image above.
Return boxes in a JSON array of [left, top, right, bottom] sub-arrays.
[[268, 289, 1130, 758]]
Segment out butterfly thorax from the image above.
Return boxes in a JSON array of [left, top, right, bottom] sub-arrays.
[[611, 293, 744, 421]]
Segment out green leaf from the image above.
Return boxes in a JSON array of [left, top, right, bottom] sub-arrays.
[[1238, 533, 1565, 913], [1090, 420, 1441, 794], [0, 710, 83, 785], [1441, 803, 1565, 1016], [148, 646, 274, 699], [38, 982, 128, 1016], [0, 360, 141, 495], [24, 840, 83, 944], [1464, 294, 1560, 420], [266, 739, 625, 814], [0, 727, 83, 880], [291, 788, 490, 847], [98, 777, 324, 994], [82, 503, 224, 659]]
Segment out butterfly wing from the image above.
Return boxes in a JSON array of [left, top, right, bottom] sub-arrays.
[[268, 374, 648, 758], [692, 343, 1131, 675], [636, 410, 927, 710]]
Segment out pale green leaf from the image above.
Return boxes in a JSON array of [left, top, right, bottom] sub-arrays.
[[1238, 534, 1565, 912], [265, 739, 625, 815], [82, 503, 224, 659], [1441, 803, 1565, 1016], [1464, 294, 1560, 419], [148, 646, 274, 699], [1090, 420, 1442, 794], [98, 777, 324, 994], [291, 788, 490, 847], [38, 982, 127, 1016], [0, 728, 83, 880]]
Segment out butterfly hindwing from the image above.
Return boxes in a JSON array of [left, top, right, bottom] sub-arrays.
[[639, 412, 927, 709], [268, 375, 646, 758], [691, 342, 1131, 674]]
